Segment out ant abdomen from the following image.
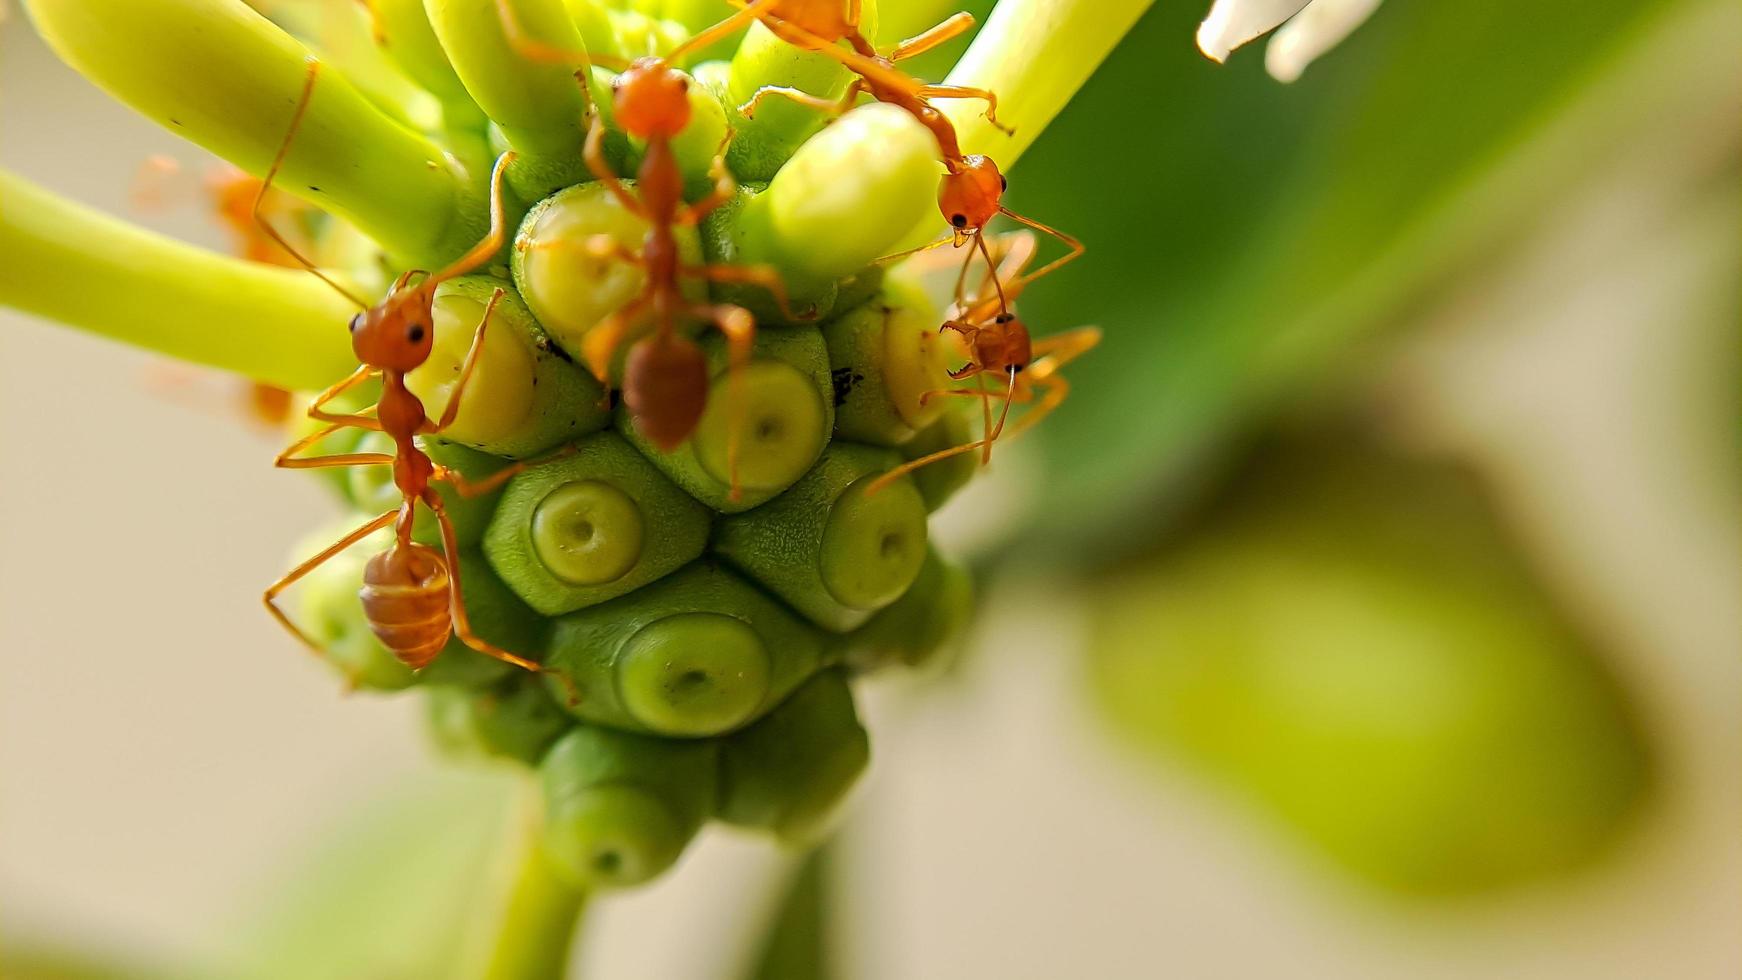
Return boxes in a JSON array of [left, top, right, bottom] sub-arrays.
[[361, 544, 453, 670], [623, 332, 709, 451]]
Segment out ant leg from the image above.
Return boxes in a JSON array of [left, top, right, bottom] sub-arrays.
[[1002, 373, 1069, 442], [254, 59, 370, 309], [580, 291, 655, 381], [873, 233, 954, 268], [1027, 325, 1103, 370], [680, 262, 811, 320], [429, 288, 506, 433], [693, 302, 756, 501], [428, 151, 519, 286], [864, 436, 989, 497], [434, 443, 578, 499], [494, 0, 629, 72], [263, 508, 398, 682], [916, 83, 1013, 134], [426, 495, 548, 677], [889, 12, 975, 62], [584, 114, 647, 217], [275, 421, 394, 469], [668, 0, 784, 60], [677, 145, 738, 226], [307, 364, 384, 429], [738, 80, 862, 121], [1000, 208, 1085, 289]]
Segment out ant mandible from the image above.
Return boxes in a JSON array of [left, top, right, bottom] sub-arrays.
[[717, 2, 1084, 308], [496, 1, 803, 496], [865, 231, 1100, 495], [257, 60, 554, 684]]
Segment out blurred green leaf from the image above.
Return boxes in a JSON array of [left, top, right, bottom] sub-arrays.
[[1086, 439, 1652, 895], [0, 945, 182, 980], [225, 768, 516, 980], [1005, 0, 1690, 558], [743, 847, 833, 980]]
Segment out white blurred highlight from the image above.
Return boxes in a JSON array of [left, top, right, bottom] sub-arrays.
[[1197, 0, 1384, 81]]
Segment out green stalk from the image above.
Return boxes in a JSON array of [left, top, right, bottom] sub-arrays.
[[24, 0, 478, 265], [459, 778, 589, 980], [0, 170, 355, 390], [938, 0, 1155, 166]]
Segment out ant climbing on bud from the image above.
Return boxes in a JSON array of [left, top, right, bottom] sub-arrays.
[[496, 0, 806, 498], [257, 60, 563, 688]]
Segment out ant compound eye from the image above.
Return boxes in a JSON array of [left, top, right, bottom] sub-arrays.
[[407, 325, 426, 344], [678, 76, 690, 91], [950, 214, 968, 228], [1000, 175, 1008, 191]]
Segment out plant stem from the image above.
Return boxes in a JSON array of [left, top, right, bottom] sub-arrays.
[[0, 170, 356, 390], [23, 0, 478, 265], [460, 776, 589, 980], [940, 0, 1155, 168]]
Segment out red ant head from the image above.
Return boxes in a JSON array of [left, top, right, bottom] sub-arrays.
[[612, 59, 693, 140], [938, 155, 1005, 238], [349, 286, 435, 374], [980, 312, 1032, 373]]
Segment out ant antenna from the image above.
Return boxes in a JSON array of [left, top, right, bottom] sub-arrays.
[[666, 0, 783, 61], [426, 149, 518, 287], [998, 207, 1085, 293], [254, 58, 370, 310]]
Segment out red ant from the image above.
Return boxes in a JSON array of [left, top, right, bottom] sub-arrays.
[[257, 61, 554, 684], [496, 1, 802, 495], [714, 2, 1084, 308], [866, 231, 1100, 495]]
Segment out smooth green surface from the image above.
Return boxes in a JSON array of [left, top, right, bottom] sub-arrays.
[[719, 670, 869, 845], [543, 562, 826, 734], [0, 170, 356, 391], [426, 676, 573, 766], [530, 481, 645, 586], [25, 0, 477, 263], [539, 726, 718, 889], [485, 431, 709, 615], [714, 445, 927, 632]]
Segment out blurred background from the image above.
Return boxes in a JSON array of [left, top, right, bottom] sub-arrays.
[[1, 0, 1737, 977]]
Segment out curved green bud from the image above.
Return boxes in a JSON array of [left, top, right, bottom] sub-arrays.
[[720, 21, 857, 182], [425, 675, 573, 765], [425, 0, 592, 194], [511, 182, 705, 364], [367, 0, 479, 109], [344, 435, 512, 547], [484, 432, 710, 615], [736, 103, 938, 281], [403, 277, 609, 457], [0, 171, 357, 392], [842, 549, 973, 674], [900, 410, 980, 512], [24, 0, 476, 264], [618, 325, 833, 512], [543, 562, 826, 736], [697, 186, 839, 321], [539, 726, 718, 889], [822, 272, 956, 445], [718, 669, 869, 845], [714, 444, 928, 631]]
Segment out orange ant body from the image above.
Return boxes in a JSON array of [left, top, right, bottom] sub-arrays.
[[715, 1, 1083, 304], [258, 62, 551, 682], [496, 2, 800, 492], [867, 232, 1100, 494]]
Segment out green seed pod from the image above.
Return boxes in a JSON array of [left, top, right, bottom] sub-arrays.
[[900, 410, 980, 512], [718, 669, 869, 845], [543, 562, 827, 736], [617, 325, 833, 512], [343, 435, 510, 547], [698, 186, 838, 323], [722, 21, 858, 182], [843, 549, 974, 674], [511, 183, 705, 366], [714, 444, 929, 631], [484, 431, 710, 616], [424, 674, 573, 766], [823, 273, 957, 445], [418, 550, 547, 688], [402, 277, 609, 458], [539, 726, 718, 889], [737, 103, 939, 281], [425, 0, 589, 166]]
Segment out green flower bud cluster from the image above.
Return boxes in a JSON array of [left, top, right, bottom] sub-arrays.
[[245, 0, 986, 890]]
